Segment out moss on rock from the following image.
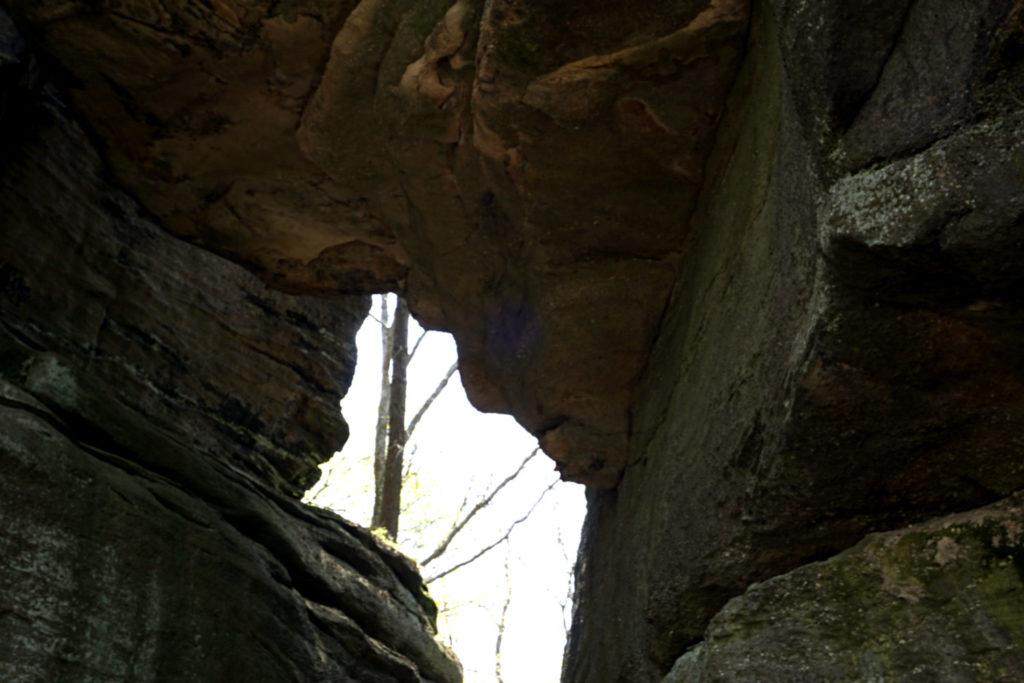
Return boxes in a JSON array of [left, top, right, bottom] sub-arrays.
[[668, 493, 1024, 682]]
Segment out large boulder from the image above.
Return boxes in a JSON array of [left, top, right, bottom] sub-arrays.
[[2, 0, 1023, 681], [667, 493, 1024, 681]]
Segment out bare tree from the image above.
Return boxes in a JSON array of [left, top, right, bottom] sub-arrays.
[[372, 296, 408, 538], [365, 294, 559, 585], [420, 448, 539, 567], [313, 292, 577, 680], [370, 296, 393, 517]]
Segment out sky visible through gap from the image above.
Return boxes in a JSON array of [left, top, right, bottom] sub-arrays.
[[305, 294, 586, 682]]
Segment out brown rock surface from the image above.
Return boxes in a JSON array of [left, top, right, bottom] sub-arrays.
[[3, 0, 751, 487], [4, 0, 406, 294]]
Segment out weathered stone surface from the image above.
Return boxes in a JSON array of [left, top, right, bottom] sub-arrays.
[[0, 32, 458, 681], [566, 1, 1024, 679], [2, 0, 407, 294], [1, 0, 750, 487], [0, 80, 366, 498], [299, 0, 749, 486], [0, 380, 459, 682], [3, 0, 1024, 681], [667, 493, 1024, 682]]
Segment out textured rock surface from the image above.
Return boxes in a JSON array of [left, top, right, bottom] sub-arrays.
[[2, 0, 1024, 681], [667, 493, 1024, 682], [0, 86, 364, 498], [0, 26, 458, 681], [299, 0, 749, 486], [2, 0, 407, 294], [0, 380, 459, 682], [566, 0, 1024, 679], [1, 0, 751, 487]]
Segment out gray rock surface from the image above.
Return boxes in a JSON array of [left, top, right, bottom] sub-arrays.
[[666, 493, 1024, 682], [565, 1, 1024, 679], [0, 380, 459, 682], [0, 28, 459, 681]]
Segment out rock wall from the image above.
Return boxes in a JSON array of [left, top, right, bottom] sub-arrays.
[[566, 0, 1024, 680], [0, 16, 459, 681], [0, 0, 754, 489]]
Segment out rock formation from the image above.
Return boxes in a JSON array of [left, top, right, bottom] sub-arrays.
[[667, 494, 1024, 681], [566, 2, 1024, 678], [1, 0, 1023, 681], [0, 11, 458, 680]]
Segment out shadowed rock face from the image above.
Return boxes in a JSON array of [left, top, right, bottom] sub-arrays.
[[2, 0, 751, 487], [4, 0, 407, 294], [0, 23, 459, 680], [566, 0, 1024, 679], [667, 494, 1024, 682], [3, 0, 1024, 681]]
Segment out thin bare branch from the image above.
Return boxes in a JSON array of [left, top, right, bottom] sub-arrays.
[[425, 477, 558, 584], [405, 361, 459, 440], [307, 465, 333, 503], [407, 330, 428, 362], [495, 540, 512, 683], [420, 447, 540, 567], [555, 519, 575, 638]]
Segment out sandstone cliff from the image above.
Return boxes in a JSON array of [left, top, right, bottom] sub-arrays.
[[1, 0, 1022, 681]]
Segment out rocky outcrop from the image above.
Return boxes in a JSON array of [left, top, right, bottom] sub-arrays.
[[565, 1, 1024, 679], [0, 19, 458, 681], [2, 0, 1024, 681], [0, 378, 459, 682], [667, 493, 1024, 681], [1, 0, 752, 488]]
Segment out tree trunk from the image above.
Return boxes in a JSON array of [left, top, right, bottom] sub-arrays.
[[374, 295, 408, 539], [372, 296, 393, 527]]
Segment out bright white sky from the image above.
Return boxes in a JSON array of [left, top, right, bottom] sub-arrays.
[[306, 295, 586, 682]]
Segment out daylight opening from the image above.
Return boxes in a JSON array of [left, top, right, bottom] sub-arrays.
[[305, 294, 586, 681]]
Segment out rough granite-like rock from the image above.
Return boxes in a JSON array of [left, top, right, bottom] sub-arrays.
[[298, 0, 749, 486], [565, 1, 1024, 679], [0, 26, 459, 681], [0, 85, 364, 498], [666, 493, 1024, 682], [2, 0, 407, 294]]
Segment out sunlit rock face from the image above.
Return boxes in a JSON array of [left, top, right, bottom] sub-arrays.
[[299, 0, 749, 487], [2, 0, 750, 487]]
